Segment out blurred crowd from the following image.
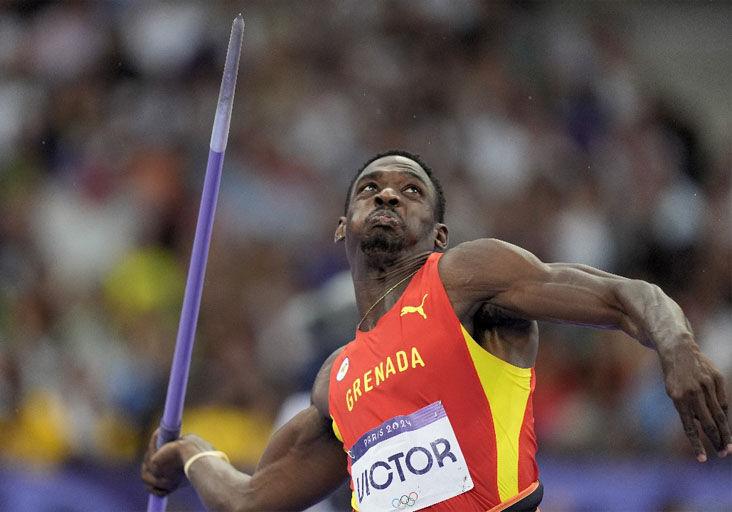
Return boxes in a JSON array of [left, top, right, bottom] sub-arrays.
[[0, 0, 729, 503]]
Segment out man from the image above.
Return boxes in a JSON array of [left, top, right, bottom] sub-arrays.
[[142, 150, 730, 512]]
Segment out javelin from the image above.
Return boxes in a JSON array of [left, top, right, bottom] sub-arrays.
[[147, 14, 244, 512]]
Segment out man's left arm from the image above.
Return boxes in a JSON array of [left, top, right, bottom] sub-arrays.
[[440, 238, 731, 461]]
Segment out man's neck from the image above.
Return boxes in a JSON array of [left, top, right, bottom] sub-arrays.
[[351, 250, 432, 329]]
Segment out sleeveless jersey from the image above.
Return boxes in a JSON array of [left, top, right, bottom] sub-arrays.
[[329, 252, 538, 511]]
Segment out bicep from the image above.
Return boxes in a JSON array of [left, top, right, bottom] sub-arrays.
[[442, 239, 627, 329], [248, 405, 347, 510]]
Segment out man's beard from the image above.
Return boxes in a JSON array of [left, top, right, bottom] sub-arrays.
[[360, 228, 406, 267]]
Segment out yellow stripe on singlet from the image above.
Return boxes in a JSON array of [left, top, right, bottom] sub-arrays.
[[333, 418, 360, 510], [331, 416, 343, 442], [461, 325, 532, 502]]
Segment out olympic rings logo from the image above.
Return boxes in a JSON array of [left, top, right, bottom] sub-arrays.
[[391, 491, 418, 509]]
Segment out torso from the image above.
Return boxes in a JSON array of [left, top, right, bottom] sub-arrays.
[[326, 253, 539, 512]]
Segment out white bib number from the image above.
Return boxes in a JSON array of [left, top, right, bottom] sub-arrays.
[[349, 402, 473, 512]]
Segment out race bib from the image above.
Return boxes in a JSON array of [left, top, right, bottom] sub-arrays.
[[349, 401, 473, 512]]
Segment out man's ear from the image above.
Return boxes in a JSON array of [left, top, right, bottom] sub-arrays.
[[334, 216, 346, 242], [434, 223, 448, 250]]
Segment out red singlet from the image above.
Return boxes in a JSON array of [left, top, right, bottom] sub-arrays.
[[329, 253, 538, 511]]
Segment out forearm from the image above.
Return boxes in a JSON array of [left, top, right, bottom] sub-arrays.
[[492, 262, 694, 354], [182, 406, 346, 512], [612, 279, 694, 352], [543, 262, 694, 351], [184, 451, 253, 512], [184, 452, 322, 512]]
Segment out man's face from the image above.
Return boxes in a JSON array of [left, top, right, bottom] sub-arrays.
[[342, 155, 439, 262]]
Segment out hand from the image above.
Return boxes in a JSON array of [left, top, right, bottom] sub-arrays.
[[141, 429, 214, 496], [661, 340, 731, 462]]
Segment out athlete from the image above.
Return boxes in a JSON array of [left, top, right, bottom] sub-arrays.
[[142, 150, 730, 511]]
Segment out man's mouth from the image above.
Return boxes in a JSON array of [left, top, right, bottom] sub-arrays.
[[367, 210, 402, 228]]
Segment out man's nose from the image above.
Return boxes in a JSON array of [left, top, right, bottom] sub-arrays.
[[374, 187, 400, 207]]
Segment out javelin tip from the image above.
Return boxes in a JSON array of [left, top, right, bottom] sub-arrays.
[[209, 14, 244, 152], [231, 13, 244, 37]]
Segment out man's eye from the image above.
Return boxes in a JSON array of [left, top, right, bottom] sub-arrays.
[[404, 185, 421, 194], [361, 184, 377, 192]]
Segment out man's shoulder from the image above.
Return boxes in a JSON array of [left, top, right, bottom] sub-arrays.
[[439, 238, 514, 279], [444, 238, 514, 259], [439, 238, 544, 317], [441, 238, 541, 274]]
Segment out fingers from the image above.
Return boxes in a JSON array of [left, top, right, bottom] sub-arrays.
[[142, 465, 175, 495], [141, 428, 183, 496], [713, 371, 729, 414], [144, 429, 159, 466], [674, 371, 731, 462], [149, 428, 160, 451], [141, 460, 166, 495], [143, 469, 178, 494], [149, 486, 169, 497], [694, 391, 722, 453], [676, 401, 706, 462], [710, 372, 732, 454], [143, 474, 175, 496], [142, 454, 183, 495]]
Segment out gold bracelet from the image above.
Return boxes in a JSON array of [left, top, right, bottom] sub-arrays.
[[183, 450, 230, 479]]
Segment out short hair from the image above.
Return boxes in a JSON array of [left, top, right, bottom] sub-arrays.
[[343, 149, 446, 223]]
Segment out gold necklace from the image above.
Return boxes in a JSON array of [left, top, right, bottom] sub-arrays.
[[356, 270, 419, 331]]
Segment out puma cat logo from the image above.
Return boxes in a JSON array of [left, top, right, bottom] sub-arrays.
[[400, 293, 429, 320]]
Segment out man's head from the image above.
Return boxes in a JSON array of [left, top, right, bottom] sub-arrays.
[[343, 150, 446, 223], [335, 150, 448, 268]]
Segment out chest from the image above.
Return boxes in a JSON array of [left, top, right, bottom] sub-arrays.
[[330, 308, 482, 438]]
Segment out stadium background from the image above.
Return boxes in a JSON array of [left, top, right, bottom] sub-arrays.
[[0, 1, 729, 510]]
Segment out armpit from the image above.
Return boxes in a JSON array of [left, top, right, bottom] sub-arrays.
[[472, 303, 538, 368]]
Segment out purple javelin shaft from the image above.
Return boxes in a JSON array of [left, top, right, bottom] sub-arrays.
[[147, 14, 243, 512]]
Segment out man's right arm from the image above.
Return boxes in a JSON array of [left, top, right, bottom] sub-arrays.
[[440, 238, 730, 460], [142, 350, 348, 512]]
